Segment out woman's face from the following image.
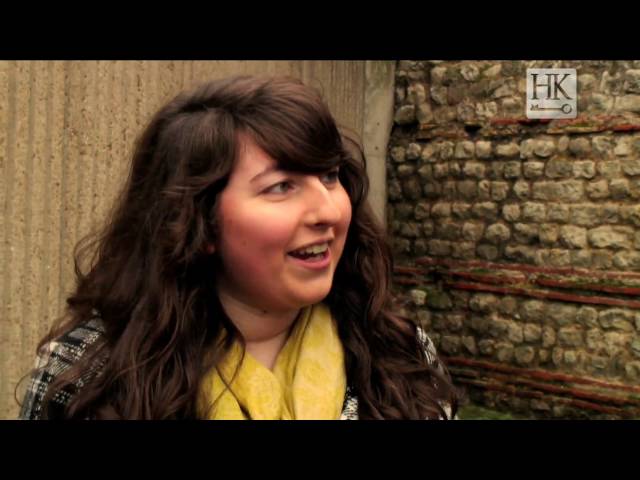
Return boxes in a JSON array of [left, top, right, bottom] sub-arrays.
[[214, 135, 352, 313]]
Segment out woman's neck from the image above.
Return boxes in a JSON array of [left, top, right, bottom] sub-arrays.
[[217, 290, 301, 370], [217, 289, 300, 344]]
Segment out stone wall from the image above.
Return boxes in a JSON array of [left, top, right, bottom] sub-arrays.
[[388, 60, 640, 419]]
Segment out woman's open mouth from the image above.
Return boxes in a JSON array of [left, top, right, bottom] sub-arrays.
[[287, 243, 331, 269]]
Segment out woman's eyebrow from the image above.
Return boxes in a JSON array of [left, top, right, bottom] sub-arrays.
[[250, 166, 280, 183]]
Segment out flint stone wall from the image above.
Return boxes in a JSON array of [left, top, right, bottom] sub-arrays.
[[389, 60, 640, 419]]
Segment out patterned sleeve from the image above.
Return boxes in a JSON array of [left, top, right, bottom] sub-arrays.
[[416, 326, 440, 367], [19, 317, 106, 420], [416, 326, 458, 420], [339, 386, 359, 420]]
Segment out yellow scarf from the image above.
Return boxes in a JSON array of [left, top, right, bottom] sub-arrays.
[[198, 303, 346, 420]]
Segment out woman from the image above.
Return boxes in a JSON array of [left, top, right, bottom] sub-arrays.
[[18, 75, 459, 420]]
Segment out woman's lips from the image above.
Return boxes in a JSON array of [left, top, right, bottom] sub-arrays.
[[286, 248, 331, 270]]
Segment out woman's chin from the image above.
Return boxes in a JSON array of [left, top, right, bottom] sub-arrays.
[[291, 286, 332, 308]]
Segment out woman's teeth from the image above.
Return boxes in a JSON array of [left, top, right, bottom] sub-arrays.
[[291, 242, 329, 256], [289, 242, 329, 259]]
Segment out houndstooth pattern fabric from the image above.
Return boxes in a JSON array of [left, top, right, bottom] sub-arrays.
[[19, 315, 106, 420], [339, 327, 444, 420], [19, 319, 442, 420]]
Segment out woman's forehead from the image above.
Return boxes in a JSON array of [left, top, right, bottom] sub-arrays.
[[230, 130, 341, 184], [232, 135, 278, 180]]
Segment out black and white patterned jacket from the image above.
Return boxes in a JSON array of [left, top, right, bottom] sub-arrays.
[[19, 317, 445, 420]]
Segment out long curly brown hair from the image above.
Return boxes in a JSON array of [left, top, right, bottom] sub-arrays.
[[20, 75, 459, 419]]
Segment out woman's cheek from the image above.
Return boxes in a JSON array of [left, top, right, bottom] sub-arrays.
[[232, 206, 297, 254], [337, 189, 353, 232]]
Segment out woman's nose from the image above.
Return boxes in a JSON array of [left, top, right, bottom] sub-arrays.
[[303, 178, 342, 227]]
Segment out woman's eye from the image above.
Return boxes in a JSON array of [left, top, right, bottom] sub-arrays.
[[321, 168, 340, 184], [265, 181, 293, 195]]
